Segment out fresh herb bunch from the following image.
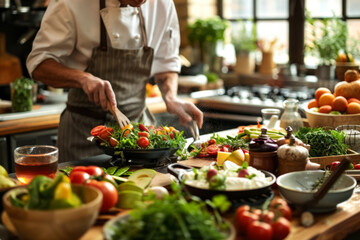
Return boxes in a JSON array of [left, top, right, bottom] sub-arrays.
[[210, 133, 250, 150], [295, 127, 348, 157], [107, 182, 231, 240], [11, 76, 34, 112]]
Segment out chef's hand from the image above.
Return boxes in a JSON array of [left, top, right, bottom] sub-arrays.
[[81, 74, 117, 111], [165, 97, 203, 129]]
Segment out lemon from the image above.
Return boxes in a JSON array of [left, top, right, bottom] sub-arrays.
[[216, 151, 231, 166], [0, 165, 8, 178], [225, 149, 245, 166], [54, 182, 72, 200], [0, 175, 16, 188]]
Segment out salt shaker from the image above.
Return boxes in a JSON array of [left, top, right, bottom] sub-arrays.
[[280, 99, 303, 132]]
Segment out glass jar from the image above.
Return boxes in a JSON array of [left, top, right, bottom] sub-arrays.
[[280, 99, 303, 132]]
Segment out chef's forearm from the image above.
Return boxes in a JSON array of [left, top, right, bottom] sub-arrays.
[[154, 72, 178, 102], [32, 59, 91, 89]]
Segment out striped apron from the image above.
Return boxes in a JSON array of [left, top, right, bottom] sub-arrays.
[[57, 0, 155, 163]]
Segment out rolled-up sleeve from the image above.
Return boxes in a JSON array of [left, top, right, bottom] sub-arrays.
[[151, 2, 181, 76], [26, 0, 76, 77]]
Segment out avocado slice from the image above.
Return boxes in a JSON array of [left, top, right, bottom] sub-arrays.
[[128, 169, 156, 189], [118, 182, 144, 194], [116, 191, 143, 209]]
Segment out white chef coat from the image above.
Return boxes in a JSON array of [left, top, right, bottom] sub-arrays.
[[26, 0, 181, 78]]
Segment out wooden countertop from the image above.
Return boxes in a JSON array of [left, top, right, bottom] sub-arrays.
[[0, 98, 195, 136]]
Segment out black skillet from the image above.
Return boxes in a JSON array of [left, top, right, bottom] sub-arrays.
[[167, 163, 276, 200]]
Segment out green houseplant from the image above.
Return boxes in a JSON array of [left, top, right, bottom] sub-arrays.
[[231, 20, 257, 74], [305, 13, 351, 79], [187, 17, 229, 73]]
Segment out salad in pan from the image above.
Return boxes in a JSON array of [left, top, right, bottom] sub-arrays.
[[89, 123, 187, 156]]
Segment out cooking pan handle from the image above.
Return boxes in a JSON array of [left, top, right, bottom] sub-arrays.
[[167, 163, 192, 179]]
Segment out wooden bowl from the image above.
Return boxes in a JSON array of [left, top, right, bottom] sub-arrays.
[[3, 184, 102, 240], [304, 107, 360, 129]]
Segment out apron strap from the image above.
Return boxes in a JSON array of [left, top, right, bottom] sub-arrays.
[[138, 7, 149, 48], [100, 0, 107, 51]]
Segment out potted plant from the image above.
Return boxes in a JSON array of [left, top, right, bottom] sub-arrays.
[[231, 20, 257, 75], [305, 13, 348, 79], [187, 17, 229, 73]]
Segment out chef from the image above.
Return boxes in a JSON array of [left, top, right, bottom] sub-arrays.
[[26, 0, 203, 162]]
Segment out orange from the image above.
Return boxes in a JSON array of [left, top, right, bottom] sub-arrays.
[[318, 93, 335, 107], [346, 102, 360, 114], [315, 87, 331, 101], [307, 99, 318, 109], [332, 96, 348, 112], [348, 98, 360, 104], [318, 105, 332, 113]]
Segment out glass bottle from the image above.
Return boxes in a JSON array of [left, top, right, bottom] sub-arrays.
[[280, 99, 303, 132]]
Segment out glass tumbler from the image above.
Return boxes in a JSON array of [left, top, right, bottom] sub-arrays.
[[14, 145, 58, 185]]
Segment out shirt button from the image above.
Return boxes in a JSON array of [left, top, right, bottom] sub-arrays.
[[113, 33, 120, 39], [134, 35, 140, 40]]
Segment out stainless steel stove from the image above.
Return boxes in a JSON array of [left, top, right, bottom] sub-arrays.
[[191, 85, 316, 134]]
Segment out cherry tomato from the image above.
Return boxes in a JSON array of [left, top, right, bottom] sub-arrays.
[[236, 205, 250, 215], [220, 145, 230, 152], [252, 209, 263, 218], [109, 137, 118, 147], [90, 125, 106, 136], [354, 164, 360, 169], [72, 166, 104, 177], [69, 171, 90, 184], [261, 210, 275, 224], [86, 179, 118, 212], [137, 137, 149, 148], [247, 221, 273, 240], [330, 161, 340, 171], [236, 210, 260, 234], [169, 132, 175, 139], [206, 144, 219, 156], [138, 132, 149, 138], [208, 139, 216, 145], [272, 217, 291, 240], [270, 198, 292, 220], [99, 127, 114, 140], [139, 123, 149, 132]]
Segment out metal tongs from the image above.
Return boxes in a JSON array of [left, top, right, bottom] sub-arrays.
[[187, 120, 202, 152]]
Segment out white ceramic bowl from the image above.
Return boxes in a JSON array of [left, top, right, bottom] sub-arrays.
[[277, 170, 356, 213], [304, 106, 360, 129], [3, 184, 102, 240]]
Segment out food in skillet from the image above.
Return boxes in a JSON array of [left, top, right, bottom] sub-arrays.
[[90, 123, 187, 153], [182, 161, 273, 191]]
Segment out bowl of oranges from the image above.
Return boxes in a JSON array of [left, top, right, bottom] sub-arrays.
[[304, 87, 360, 129]]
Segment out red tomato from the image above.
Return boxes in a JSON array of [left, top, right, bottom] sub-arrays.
[[354, 164, 360, 169], [137, 137, 149, 148], [241, 148, 249, 154], [270, 198, 292, 220], [220, 145, 230, 152], [69, 171, 90, 184], [208, 139, 216, 145], [236, 210, 260, 234], [247, 221, 273, 240], [139, 123, 149, 132], [236, 205, 250, 215], [138, 132, 149, 138], [272, 217, 291, 240], [85, 166, 104, 176], [261, 210, 275, 224], [198, 148, 210, 158], [206, 144, 219, 156], [86, 179, 118, 212], [109, 137, 118, 147], [252, 209, 263, 218], [72, 166, 103, 177], [90, 125, 106, 136], [99, 127, 114, 140], [169, 132, 175, 139]]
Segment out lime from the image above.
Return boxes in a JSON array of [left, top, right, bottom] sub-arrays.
[[49, 194, 82, 209]]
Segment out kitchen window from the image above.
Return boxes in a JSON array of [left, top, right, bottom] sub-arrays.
[[218, 0, 360, 67]]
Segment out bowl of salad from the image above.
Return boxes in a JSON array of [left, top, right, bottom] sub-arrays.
[[89, 123, 187, 164]]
